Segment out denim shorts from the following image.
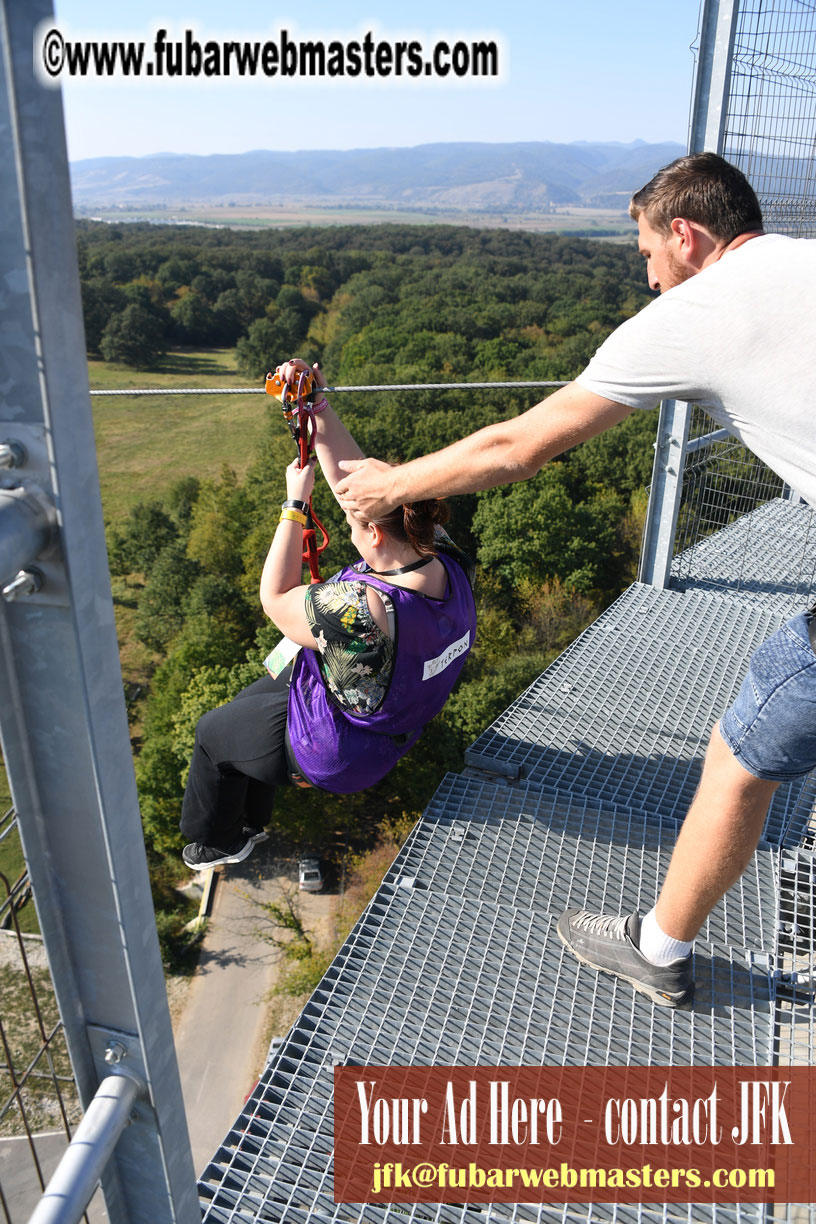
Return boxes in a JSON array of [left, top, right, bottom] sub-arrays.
[[719, 610, 816, 781]]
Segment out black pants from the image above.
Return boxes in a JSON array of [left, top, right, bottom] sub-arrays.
[[179, 673, 292, 849]]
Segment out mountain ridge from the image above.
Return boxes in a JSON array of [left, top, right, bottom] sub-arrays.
[[70, 139, 686, 212]]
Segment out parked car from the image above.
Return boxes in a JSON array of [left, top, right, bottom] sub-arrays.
[[298, 856, 323, 892]]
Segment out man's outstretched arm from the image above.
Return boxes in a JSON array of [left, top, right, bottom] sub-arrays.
[[335, 382, 634, 518]]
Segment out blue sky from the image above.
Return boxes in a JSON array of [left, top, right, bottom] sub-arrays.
[[55, 1, 703, 161]]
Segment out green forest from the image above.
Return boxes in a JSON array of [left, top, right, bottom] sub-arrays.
[[77, 218, 658, 966]]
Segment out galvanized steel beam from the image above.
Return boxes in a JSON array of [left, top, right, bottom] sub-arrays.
[[639, 0, 741, 588], [689, 0, 740, 155], [0, 3, 198, 1221], [638, 399, 691, 588]]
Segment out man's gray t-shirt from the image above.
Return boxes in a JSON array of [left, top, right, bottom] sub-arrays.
[[575, 234, 816, 507]]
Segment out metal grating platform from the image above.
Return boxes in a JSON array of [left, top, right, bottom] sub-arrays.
[[670, 497, 816, 614], [390, 775, 777, 956], [197, 499, 815, 1224], [465, 583, 816, 847], [199, 779, 777, 1224]]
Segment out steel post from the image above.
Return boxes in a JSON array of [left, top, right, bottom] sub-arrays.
[[689, 0, 740, 155], [638, 399, 692, 588], [639, 0, 741, 588], [0, 4, 199, 1222]]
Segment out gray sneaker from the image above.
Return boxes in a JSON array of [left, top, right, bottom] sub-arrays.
[[182, 836, 255, 871], [243, 827, 269, 845], [556, 909, 694, 1010]]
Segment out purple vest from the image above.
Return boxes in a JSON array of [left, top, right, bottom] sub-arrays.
[[287, 554, 476, 793]]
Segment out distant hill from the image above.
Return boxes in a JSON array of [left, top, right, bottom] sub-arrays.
[[70, 140, 685, 212]]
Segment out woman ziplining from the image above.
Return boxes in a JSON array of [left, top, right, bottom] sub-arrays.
[[179, 357, 477, 870]]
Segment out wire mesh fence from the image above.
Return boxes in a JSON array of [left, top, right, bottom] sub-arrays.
[[775, 853, 816, 1068], [676, 405, 782, 553], [670, 407, 816, 605], [674, 0, 816, 588], [724, 0, 816, 237], [0, 807, 99, 1224]]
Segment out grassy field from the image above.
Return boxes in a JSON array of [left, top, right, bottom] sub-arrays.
[[0, 757, 39, 934], [81, 203, 637, 237], [0, 760, 10, 813], [89, 347, 274, 720], [90, 347, 269, 523]]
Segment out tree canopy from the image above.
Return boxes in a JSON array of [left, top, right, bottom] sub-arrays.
[[89, 219, 657, 868]]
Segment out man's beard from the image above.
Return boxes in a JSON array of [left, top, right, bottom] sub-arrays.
[[663, 248, 694, 290]]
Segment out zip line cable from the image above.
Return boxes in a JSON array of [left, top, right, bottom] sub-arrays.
[[89, 380, 567, 397]]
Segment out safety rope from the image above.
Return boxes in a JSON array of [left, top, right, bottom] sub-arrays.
[[265, 368, 330, 583], [89, 380, 567, 396], [87, 377, 570, 581]]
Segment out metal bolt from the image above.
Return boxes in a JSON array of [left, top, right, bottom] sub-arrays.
[[0, 440, 26, 470], [2, 568, 42, 602], [104, 1041, 127, 1065]]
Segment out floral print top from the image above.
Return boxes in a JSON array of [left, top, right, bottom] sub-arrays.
[[304, 580, 394, 714], [303, 535, 474, 716]]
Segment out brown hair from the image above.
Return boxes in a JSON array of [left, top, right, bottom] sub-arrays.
[[629, 153, 763, 243], [373, 499, 450, 557]]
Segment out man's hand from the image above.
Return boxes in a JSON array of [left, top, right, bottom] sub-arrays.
[[337, 385, 631, 518], [336, 457, 401, 519]]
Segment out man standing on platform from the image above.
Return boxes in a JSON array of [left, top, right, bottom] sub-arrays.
[[336, 153, 816, 1010]]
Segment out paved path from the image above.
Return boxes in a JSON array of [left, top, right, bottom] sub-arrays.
[[173, 849, 334, 1177], [174, 855, 281, 1175]]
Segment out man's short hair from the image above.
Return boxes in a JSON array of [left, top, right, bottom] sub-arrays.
[[629, 152, 763, 242]]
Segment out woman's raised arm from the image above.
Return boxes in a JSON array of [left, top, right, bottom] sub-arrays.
[[278, 359, 365, 503], [259, 455, 317, 647]]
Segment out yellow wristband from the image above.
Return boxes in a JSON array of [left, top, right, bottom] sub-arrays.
[[279, 508, 307, 526]]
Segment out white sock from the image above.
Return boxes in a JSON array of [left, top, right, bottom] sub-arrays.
[[638, 908, 693, 966]]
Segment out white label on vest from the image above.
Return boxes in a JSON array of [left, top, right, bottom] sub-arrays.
[[422, 630, 471, 681]]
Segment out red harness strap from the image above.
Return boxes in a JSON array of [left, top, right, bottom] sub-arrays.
[[266, 369, 330, 583]]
